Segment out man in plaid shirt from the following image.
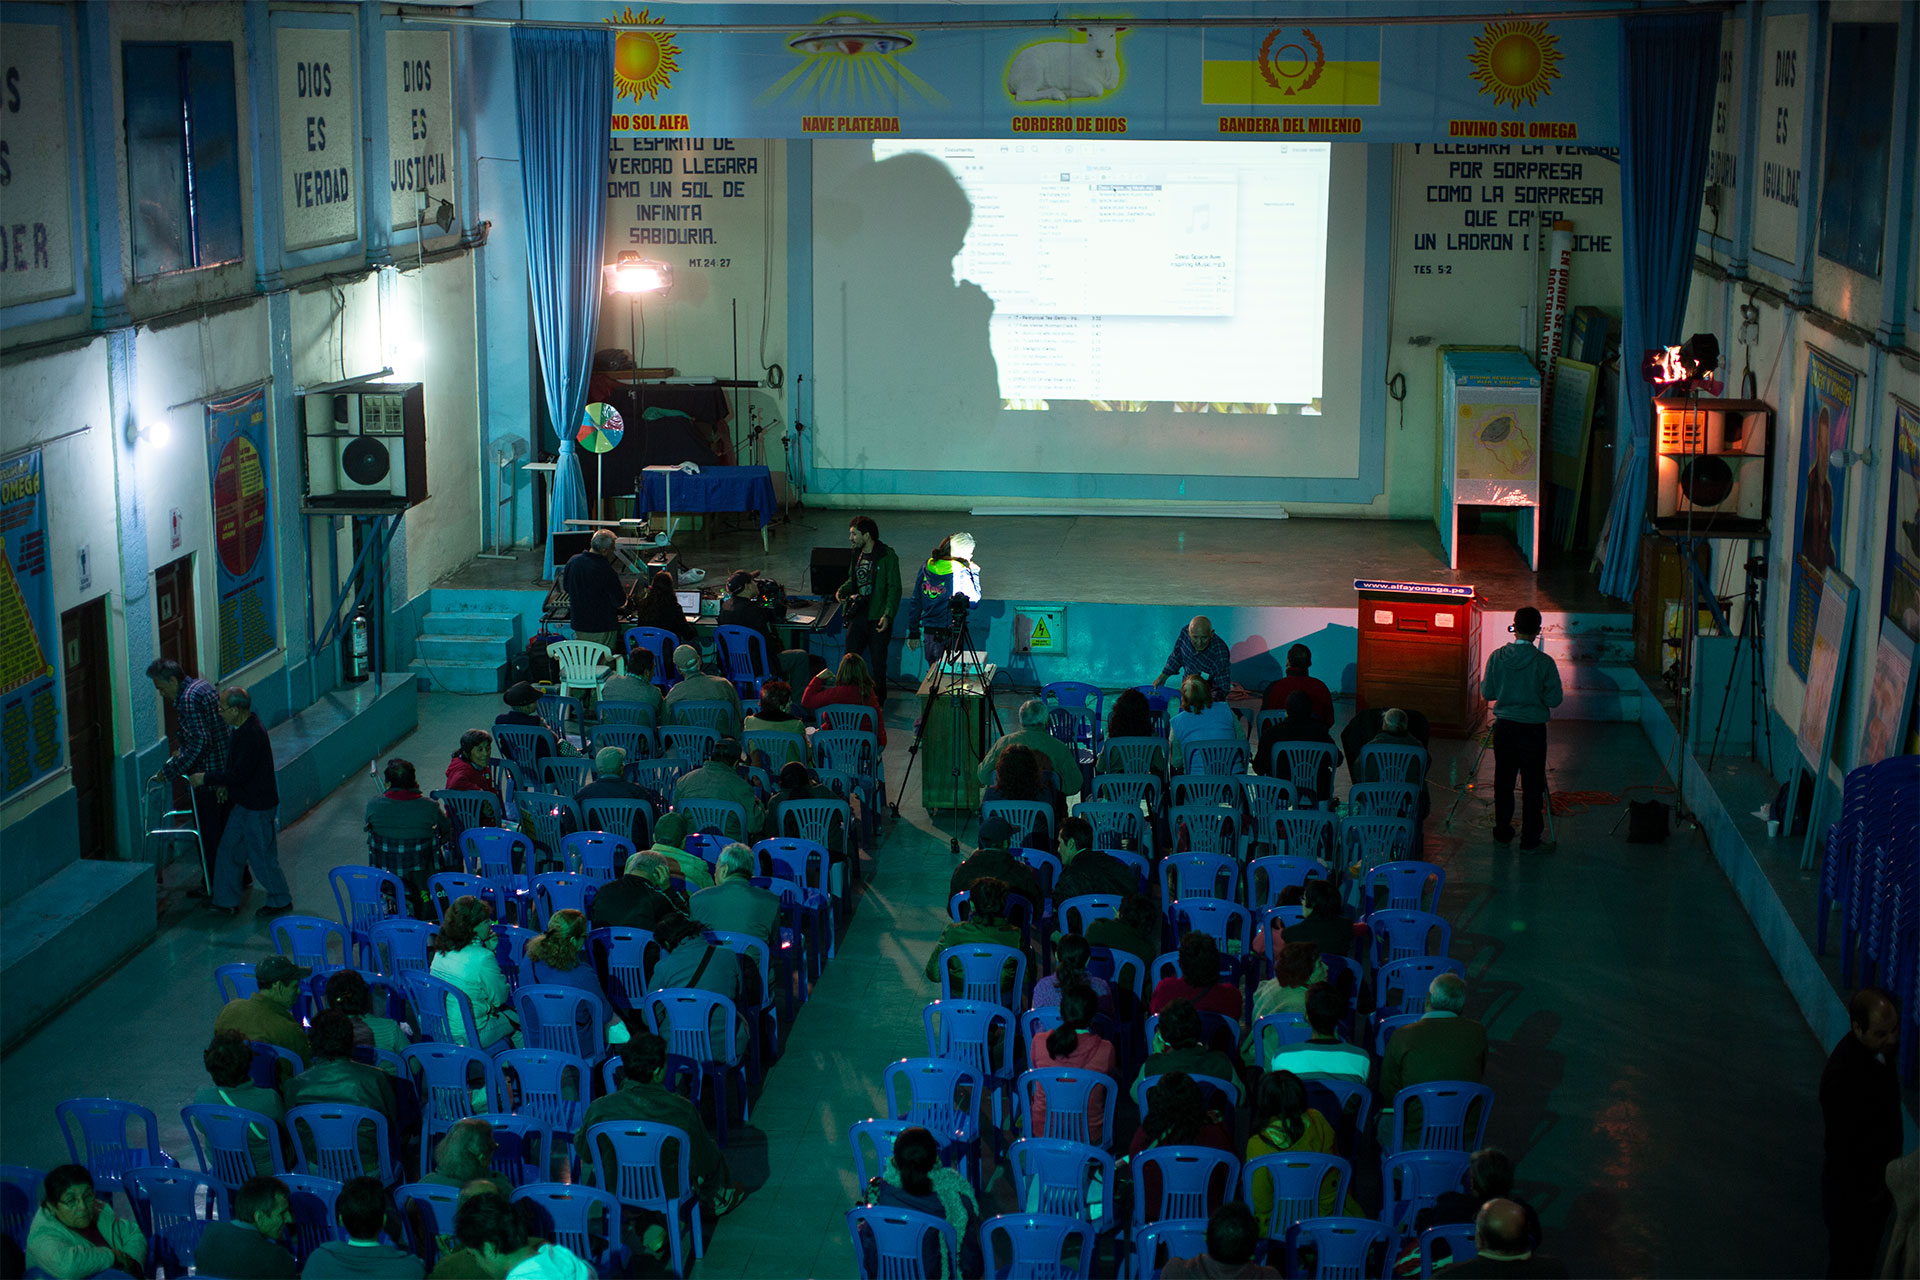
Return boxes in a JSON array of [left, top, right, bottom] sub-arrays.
[[1152, 615, 1233, 696], [148, 658, 234, 889]]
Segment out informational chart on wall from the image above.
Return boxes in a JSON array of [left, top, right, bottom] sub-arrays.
[[1885, 399, 1920, 641], [206, 388, 278, 675], [0, 450, 63, 799], [595, 7, 1620, 143], [387, 29, 455, 232], [1788, 348, 1855, 678], [1700, 16, 1743, 241], [277, 24, 360, 251], [0, 20, 76, 308], [1858, 621, 1916, 767], [1752, 12, 1808, 264]]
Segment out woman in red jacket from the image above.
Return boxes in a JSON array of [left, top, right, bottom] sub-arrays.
[[445, 729, 502, 797], [802, 653, 887, 746]]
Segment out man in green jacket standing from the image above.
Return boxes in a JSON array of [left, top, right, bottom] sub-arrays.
[[1480, 606, 1564, 850], [839, 515, 901, 698]]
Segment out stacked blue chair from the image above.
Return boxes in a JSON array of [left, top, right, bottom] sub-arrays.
[[54, 1098, 175, 1202]]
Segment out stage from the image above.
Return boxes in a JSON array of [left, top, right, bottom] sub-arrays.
[[423, 512, 1635, 716]]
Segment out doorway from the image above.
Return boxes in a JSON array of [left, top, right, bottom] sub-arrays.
[[60, 599, 115, 860], [154, 554, 197, 743]]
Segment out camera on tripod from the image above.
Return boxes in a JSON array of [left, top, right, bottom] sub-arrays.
[[1743, 556, 1766, 579], [947, 593, 970, 624]]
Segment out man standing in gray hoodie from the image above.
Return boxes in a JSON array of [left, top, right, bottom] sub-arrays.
[[1480, 606, 1563, 851]]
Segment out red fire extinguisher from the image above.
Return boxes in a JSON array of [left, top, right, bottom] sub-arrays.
[[347, 605, 371, 682]]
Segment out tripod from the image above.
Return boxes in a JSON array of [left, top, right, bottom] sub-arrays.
[[892, 600, 1005, 854], [1705, 556, 1775, 774]]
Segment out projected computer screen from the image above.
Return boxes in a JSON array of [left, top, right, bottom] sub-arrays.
[[871, 138, 1331, 413]]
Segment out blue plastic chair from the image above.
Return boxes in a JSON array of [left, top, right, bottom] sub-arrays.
[[1180, 739, 1249, 778], [1168, 804, 1243, 859], [123, 1164, 225, 1276], [583, 1121, 705, 1277], [528, 872, 598, 930], [1362, 861, 1444, 915], [515, 984, 606, 1060], [623, 627, 680, 688], [401, 970, 511, 1054], [1382, 1150, 1470, 1240], [1347, 782, 1421, 820], [712, 624, 772, 697], [511, 1183, 629, 1276], [675, 796, 751, 841], [1271, 742, 1340, 807], [982, 799, 1055, 850], [1074, 800, 1152, 858], [1057, 894, 1123, 937], [595, 722, 659, 766], [848, 1204, 959, 1280], [213, 962, 259, 1006], [471, 1112, 552, 1185], [1169, 899, 1252, 955], [270, 915, 351, 973], [1355, 742, 1429, 787], [982, 1212, 1095, 1280], [1367, 910, 1452, 971], [922, 1000, 1016, 1134], [779, 797, 854, 855], [0, 1166, 42, 1255], [278, 1172, 344, 1267], [1386, 1083, 1493, 1157], [180, 1104, 287, 1196], [427, 872, 507, 923], [401, 1043, 506, 1133], [1285, 1216, 1392, 1279], [640, 989, 751, 1146], [538, 756, 594, 794], [54, 1098, 174, 1198], [1247, 855, 1324, 908], [1302, 1080, 1373, 1158], [562, 830, 638, 883], [1417, 1222, 1480, 1277], [1085, 948, 1147, 1005], [248, 1040, 306, 1091], [1006, 1138, 1115, 1230], [1158, 852, 1238, 902], [1098, 737, 1169, 779], [936, 943, 1029, 1011], [516, 792, 582, 869], [370, 919, 437, 977], [493, 724, 558, 770], [885, 1058, 986, 1178], [849, 1118, 916, 1191], [1373, 957, 1467, 1020], [1270, 809, 1339, 863], [329, 866, 410, 965], [495, 1050, 591, 1133], [1015, 1067, 1117, 1151], [1246, 1012, 1314, 1065], [285, 1103, 396, 1184], [462, 828, 534, 882], [1373, 1013, 1422, 1060], [1132, 1219, 1208, 1280], [588, 926, 659, 1006], [495, 923, 540, 988], [1342, 815, 1420, 875], [1240, 1152, 1351, 1246], [1130, 1146, 1239, 1230], [394, 1181, 462, 1266]]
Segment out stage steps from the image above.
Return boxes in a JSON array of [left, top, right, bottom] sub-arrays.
[[0, 859, 155, 1050], [409, 610, 520, 693]]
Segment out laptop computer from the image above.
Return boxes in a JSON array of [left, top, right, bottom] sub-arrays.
[[676, 589, 703, 615]]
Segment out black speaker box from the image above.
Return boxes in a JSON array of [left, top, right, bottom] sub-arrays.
[[811, 546, 853, 596]]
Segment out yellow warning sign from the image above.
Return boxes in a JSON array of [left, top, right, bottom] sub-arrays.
[[0, 554, 53, 694], [1029, 617, 1052, 649]]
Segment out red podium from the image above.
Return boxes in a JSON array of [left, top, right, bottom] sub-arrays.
[[1354, 580, 1485, 738]]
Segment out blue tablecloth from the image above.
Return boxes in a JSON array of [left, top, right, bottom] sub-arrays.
[[639, 465, 777, 529]]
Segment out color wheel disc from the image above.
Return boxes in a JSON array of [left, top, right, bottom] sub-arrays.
[[576, 403, 625, 454]]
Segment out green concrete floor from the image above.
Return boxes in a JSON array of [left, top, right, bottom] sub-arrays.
[[0, 693, 1827, 1277]]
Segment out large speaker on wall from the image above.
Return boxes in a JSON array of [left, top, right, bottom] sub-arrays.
[[810, 546, 853, 596], [301, 382, 429, 511]]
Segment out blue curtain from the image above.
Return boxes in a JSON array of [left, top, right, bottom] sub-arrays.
[[514, 29, 612, 580], [1596, 12, 1722, 600]]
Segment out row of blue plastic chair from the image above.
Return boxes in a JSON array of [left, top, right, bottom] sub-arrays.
[[1817, 754, 1918, 1080]]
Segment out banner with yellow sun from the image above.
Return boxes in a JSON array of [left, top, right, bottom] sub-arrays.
[[590, 5, 1617, 143]]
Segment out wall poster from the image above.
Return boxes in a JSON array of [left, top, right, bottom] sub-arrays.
[[0, 449, 64, 798], [1857, 620, 1916, 767], [1787, 348, 1854, 678], [1884, 398, 1919, 640], [206, 388, 278, 674]]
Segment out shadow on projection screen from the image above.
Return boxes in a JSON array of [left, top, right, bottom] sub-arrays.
[[872, 138, 1330, 415]]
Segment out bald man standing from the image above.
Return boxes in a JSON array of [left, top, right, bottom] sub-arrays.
[[1820, 988, 1902, 1278], [1441, 1199, 1569, 1277], [1154, 615, 1232, 696]]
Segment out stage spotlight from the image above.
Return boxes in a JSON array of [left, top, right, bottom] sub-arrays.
[[432, 199, 456, 235], [1680, 332, 1719, 377], [605, 251, 673, 295]]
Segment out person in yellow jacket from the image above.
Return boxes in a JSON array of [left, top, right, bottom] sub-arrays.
[[1243, 1071, 1363, 1238]]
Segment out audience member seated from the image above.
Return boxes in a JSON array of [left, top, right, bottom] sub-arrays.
[[325, 968, 409, 1058], [429, 897, 521, 1050], [981, 744, 1062, 847], [282, 1011, 401, 1176], [302, 1176, 423, 1279], [421, 1118, 497, 1190], [1265, 982, 1370, 1082], [801, 654, 888, 746], [25, 1165, 146, 1280], [365, 757, 451, 919], [214, 953, 312, 1066], [976, 700, 1083, 801], [1261, 644, 1335, 727], [443, 730, 505, 817], [194, 1174, 297, 1280], [648, 811, 717, 889], [1161, 1202, 1282, 1280], [1413, 1147, 1541, 1245], [1169, 674, 1238, 767], [196, 1030, 288, 1169], [1282, 878, 1357, 959], [742, 680, 809, 767], [573, 747, 668, 839], [1444, 1200, 1569, 1278], [1361, 706, 1433, 819], [577, 1033, 743, 1217], [598, 647, 663, 718], [690, 843, 782, 950], [589, 851, 689, 932], [450, 1189, 589, 1280], [626, 570, 697, 644], [1255, 692, 1340, 795], [860, 1127, 983, 1280], [1054, 816, 1139, 902], [1151, 933, 1243, 1021], [526, 908, 629, 1045], [925, 876, 1031, 1005], [1027, 983, 1118, 1145], [1341, 706, 1433, 787], [665, 645, 745, 736], [720, 570, 816, 692], [423, 1179, 527, 1280], [496, 683, 572, 757], [767, 761, 852, 871], [1031, 934, 1115, 1016], [1245, 1071, 1361, 1220], [1084, 894, 1162, 977], [649, 911, 751, 1042], [946, 818, 1043, 908], [1135, 1000, 1240, 1108], [1249, 942, 1327, 1033], [1127, 1071, 1235, 1171], [1379, 973, 1486, 1139], [1098, 688, 1168, 775], [671, 738, 765, 841]]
